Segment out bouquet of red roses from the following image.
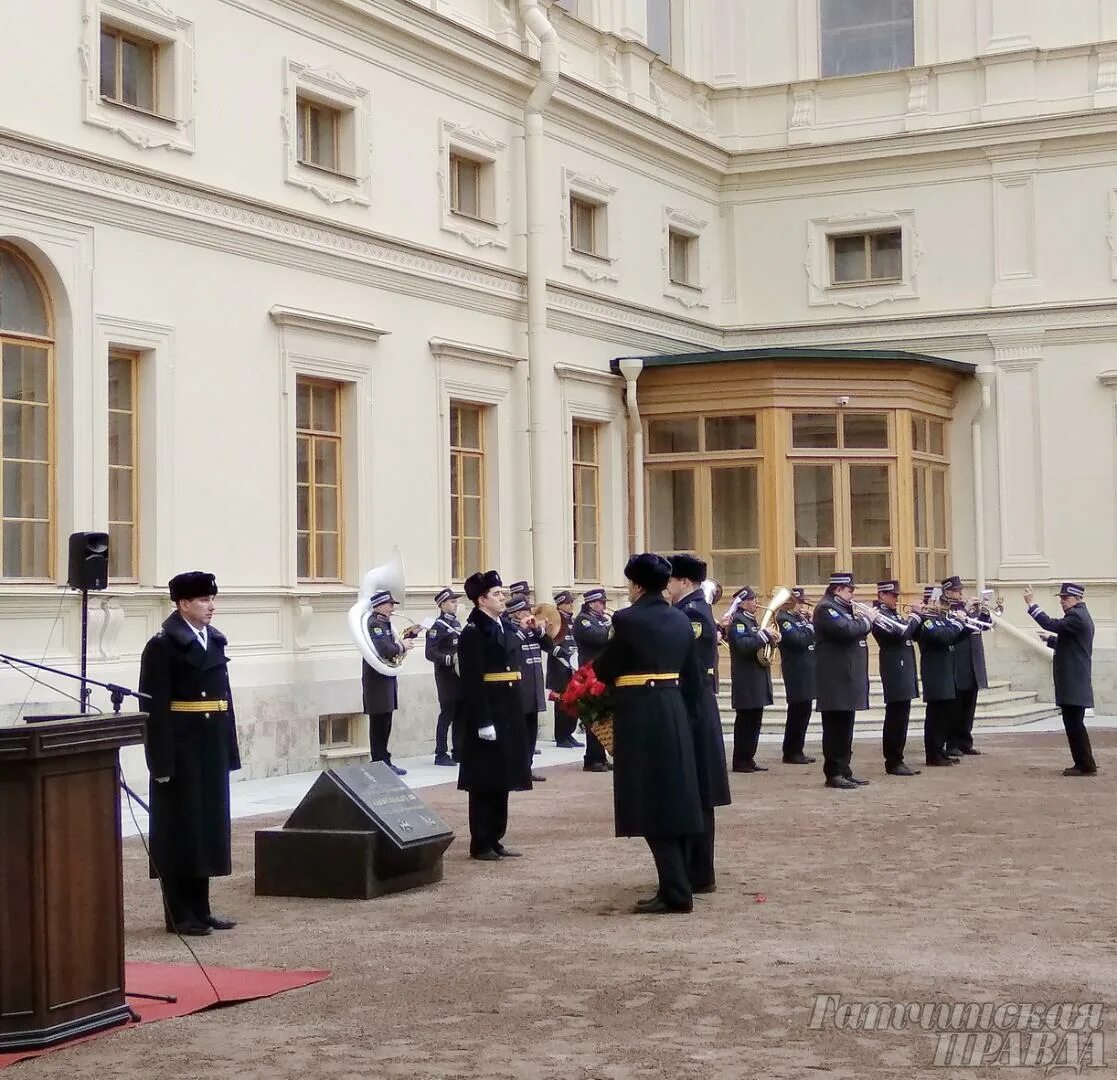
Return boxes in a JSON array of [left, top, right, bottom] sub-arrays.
[[558, 663, 615, 756]]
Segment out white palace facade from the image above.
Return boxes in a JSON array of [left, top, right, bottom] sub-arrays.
[[1, 0, 1116, 776]]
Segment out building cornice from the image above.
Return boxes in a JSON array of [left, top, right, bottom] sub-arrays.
[[269, 305, 390, 341]]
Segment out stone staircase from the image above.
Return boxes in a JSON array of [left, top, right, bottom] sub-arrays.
[[717, 677, 1058, 730]]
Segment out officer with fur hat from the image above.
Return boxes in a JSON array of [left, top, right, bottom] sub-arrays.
[[457, 571, 533, 859], [572, 586, 612, 772], [667, 554, 731, 893], [592, 553, 705, 914], [724, 586, 774, 772], [139, 571, 240, 936], [1026, 582, 1097, 776]]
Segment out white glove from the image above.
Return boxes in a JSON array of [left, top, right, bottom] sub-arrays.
[[478, 725, 497, 742]]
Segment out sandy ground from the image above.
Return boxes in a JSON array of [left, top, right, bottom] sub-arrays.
[[16, 730, 1117, 1079]]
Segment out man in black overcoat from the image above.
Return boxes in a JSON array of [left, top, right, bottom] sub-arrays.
[[668, 554, 731, 893], [593, 553, 705, 914], [915, 587, 967, 767], [1026, 582, 1097, 776], [139, 571, 240, 936], [425, 586, 463, 766], [548, 590, 581, 748], [362, 589, 414, 776], [457, 571, 533, 860], [871, 580, 922, 776], [505, 596, 549, 782], [572, 587, 612, 772], [813, 572, 879, 790], [725, 586, 775, 773], [942, 574, 990, 756], [775, 588, 817, 765]]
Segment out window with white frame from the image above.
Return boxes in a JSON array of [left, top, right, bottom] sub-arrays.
[[646, 0, 672, 62], [83, 0, 195, 152], [668, 228, 697, 286], [449, 152, 492, 221], [440, 121, 507, 249], [284, 61, 371, 205], [820, 0, 914, 78], [570, 196, 603, 257], [562, 169, 619, 282], [829, 229, 902, 286]]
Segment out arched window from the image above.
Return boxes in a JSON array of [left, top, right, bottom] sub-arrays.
[[0, 244, 53, 579]]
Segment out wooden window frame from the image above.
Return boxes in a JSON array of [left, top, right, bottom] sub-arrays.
[[572, 420, 600, 584], [668, 228, 697, 287], [449, 402, 487, 581], [99, 23, 161, 117], [296, 95, 342, 176], [296, 377, 344, 582], [108, 350, 139, 582], [828, 229, 903, 287], [449, 152, 487, 222], [0, 244, 55, 582], [570, 195, 604, 258], [318, 714, 355, 749]]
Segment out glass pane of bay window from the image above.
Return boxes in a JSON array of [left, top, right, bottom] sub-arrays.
[[796, 551, 836, 585], [792, 412, 839, 448], [710, 466, 758, 550], [932, 469, 947, 548], [647, 417, 699, 454], [852, 552, 892, 583], [710, 552, 759, 588], [704, 415, 756, 451], [849, 465, 891, 548], [648, 469, 696, 551], [842, 412, 889, 449], [793, 465, 835, 548]]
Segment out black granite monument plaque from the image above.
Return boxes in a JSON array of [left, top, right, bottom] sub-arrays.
[[254, 763, 455, 899]]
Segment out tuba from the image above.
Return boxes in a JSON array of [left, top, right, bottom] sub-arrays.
[[757, 585, 793, 668], [348, 548, 409, 677]]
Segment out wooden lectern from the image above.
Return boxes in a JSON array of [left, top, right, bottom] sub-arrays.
[[0, 713, 146, 1051]]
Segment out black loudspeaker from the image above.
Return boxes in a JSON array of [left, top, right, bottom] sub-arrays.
[[255, 762, 454, 899], [66, 531, 110, 591]]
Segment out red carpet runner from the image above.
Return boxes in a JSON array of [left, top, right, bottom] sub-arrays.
[[0, 961, 330, 1069]]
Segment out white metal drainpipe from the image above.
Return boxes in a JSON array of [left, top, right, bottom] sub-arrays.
[[518, 1, 560, 598], [972, 375, 992, 595], [617, 358, 646, 552]]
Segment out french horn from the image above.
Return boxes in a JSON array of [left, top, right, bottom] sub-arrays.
[[348, 548, 409, 677]]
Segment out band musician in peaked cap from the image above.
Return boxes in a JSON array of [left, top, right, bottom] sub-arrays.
[[1026, 582, 1097, 776], [548, 589, 581, 748], [572, 587, 612, 772], [139, 571, 240, 936], [776, 587, 817, 766], [456, 570, 532, 860], [725, 586, 774, 773], [592, 553, 705, 914], [426, 587, 463, 766], [871, 580, 923, 776], [915, 585, 967, 767], [667, 554, 731, 894]]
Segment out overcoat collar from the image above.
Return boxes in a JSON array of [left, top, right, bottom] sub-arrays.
[[161, 611, 227, 669]]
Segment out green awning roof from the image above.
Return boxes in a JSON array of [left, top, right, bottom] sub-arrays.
[[611, 346, 974, 376]]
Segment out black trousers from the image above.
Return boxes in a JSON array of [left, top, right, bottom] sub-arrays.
[[821, 710, 855, 779], [369, 712, 394, 763], [924, 699, 953, 763], [434, 699, 462, 759], [646, 836, 693, 909], [882, 699, 912, 768], [685, 807, 716, 889], [467, 790, 509, 856], [525, 712, 539, 767], [947, 687, 979, 751], [1061, 706, 1097, 772], [782, 700, 812, 759], [163, 875, 211, 929], [553, 700, 577, 743], [584, 725, 607, 765], [732, 708, 763, 768]]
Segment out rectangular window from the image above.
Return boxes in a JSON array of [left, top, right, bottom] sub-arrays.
[[318, 714, 354, 749], [297, 96, 341, 174], [848, 463, 893, 583], [108, 351, 138, 581], [792, 412, 839, 449], [570, 196, 602, 257], [829, 230, 902, 286], [647, 0, 672, 61], [669, 229, 696, 286], [709, 465, 760, 586], [648, 468, 696, 552], [914, 462, 950, 584], [912, 415, 945, 457], [296, 378, 342, 581], [1, 341, 52, 579], [100, 23, 158, 113], [793, 463, 837, 585], [572, 421, 600, 583], [647, 417, 700, 455], [450, 402, 486, 580], [820, 0, 914, 78], [449, 153, 484, 220], [704, 415, 757, 452]]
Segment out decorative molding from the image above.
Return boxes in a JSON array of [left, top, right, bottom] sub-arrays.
[[560, 166, 620, 284], [269, 305, 389, 342], [80, 0, 196, 154], [662, 204, 710, 311], [437, 119, 510, 251], [805, 209, 921, 310], [1099, 370, 1117, 390], [429, 337, 525, 368], [292, 596, 314, 651], [553, 361, 622, 388], [282, 59, 373, 206], [93, 596, 126, 660]]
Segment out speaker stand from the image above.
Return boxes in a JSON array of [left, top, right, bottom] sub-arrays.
[[78, 586, 91, 715]]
